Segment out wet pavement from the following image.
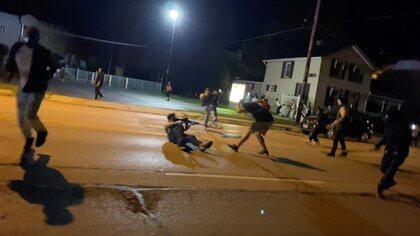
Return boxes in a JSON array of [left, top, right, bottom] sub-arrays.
[[0, 95, 419, 235]]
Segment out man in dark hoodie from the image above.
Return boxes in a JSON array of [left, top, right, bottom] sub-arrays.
[[5, 26, 57, 152], [375, 107, 411, 198]]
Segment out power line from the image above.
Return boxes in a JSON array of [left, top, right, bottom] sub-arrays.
[[53, 29, 148, 48], [334, 10, 420, 24], [228, 26, 307, 44]]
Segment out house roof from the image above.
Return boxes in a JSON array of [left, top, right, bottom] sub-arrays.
[[263, 44, 376, 70]]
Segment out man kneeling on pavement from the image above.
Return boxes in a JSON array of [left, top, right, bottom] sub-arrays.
[[165, 113, 213, 152]]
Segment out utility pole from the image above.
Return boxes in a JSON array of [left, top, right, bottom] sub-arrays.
[[295, 0, 322, 123]]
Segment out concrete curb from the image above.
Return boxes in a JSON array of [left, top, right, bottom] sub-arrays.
[[0, 89, 12, 97]]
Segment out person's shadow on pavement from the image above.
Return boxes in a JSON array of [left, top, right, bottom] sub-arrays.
[[8, 152, 85, 225]]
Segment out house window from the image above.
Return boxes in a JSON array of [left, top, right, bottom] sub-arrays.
[[281, 61, 294, 78], [0, 25, 6, 34], [324, 86, 342, 107], [348, 63, 364, 83], [329, 59, 339, 77], [357, 72, 364, 84], [294, 83, 310, 99], [339, 62, 347, 79], [348, 92, 360, 109], [266, 84, 277, 92]]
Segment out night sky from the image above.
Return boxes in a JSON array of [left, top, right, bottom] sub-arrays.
[[2, 0, 420, 93]]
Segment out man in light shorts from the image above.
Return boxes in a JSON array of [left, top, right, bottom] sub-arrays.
[[227, 102, 273, 156]]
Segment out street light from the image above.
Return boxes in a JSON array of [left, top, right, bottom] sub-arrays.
[[169, 10, 179, 21], [165, 9, 179, 83]]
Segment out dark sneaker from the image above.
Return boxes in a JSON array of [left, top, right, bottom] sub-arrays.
[[339, 151, 348, 157], [389, 180, 397, 188], [258, 149, 269, 156], [377, 184, 385, 199], [24, 137, 34, 153], [227, 144, 239, 152], [326, 152, 335, 157], [35, 131, 48, 147], [199, 141, 213, 152]]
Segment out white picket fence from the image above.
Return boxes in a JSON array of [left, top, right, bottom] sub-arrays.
[[62, 68, 162, 93]]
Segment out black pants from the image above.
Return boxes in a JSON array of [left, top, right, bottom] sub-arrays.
[[166, 91, 171, 100], [95, 87, 103, 99], [309, 126, 321, 142], [331, 129, 346, 153], [276, 106, 281, 115], [379, 152, 406, 189]]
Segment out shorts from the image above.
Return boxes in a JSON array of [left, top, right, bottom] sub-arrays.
[[250, 122, 273, 136]]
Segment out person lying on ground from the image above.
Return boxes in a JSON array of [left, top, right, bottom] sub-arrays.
[[164, 113, 213, 152]]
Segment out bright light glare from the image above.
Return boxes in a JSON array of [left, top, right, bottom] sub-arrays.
[[229, 83, 246, 103], [169, 10, 179, 20]]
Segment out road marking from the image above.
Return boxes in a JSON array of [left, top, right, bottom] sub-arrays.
[[165, 172, 326, 185]]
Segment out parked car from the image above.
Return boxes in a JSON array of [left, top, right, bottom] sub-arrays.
[[299, 109, 374, 142]]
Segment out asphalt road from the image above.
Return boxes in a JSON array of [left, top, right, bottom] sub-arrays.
[[0, 95, 419, 235]]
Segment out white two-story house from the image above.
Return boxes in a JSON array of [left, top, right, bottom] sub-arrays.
[[262, 45, 375, 112]]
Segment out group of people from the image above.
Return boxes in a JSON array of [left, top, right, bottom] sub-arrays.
[[4, 26, 414, 198], [165, 95, 273, 156], [306, 97, 413, 197]]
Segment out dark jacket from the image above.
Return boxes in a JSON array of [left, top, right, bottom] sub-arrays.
[[6, 42, 57, 93], [95, 72, 104, 88], [316, 112, 328, 129], [200, 93, 217, 107], [377, 118, 411, 157]]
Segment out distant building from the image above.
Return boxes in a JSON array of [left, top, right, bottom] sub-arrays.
[[0, 11, 70, 58], [261, 45, 375, 112], [0, 11, 22, 49]]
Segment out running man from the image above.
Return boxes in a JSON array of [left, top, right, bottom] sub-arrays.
[[5, 26, 56, 153], [227, 101, 273, 156], [375, 107, 411, 198]]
